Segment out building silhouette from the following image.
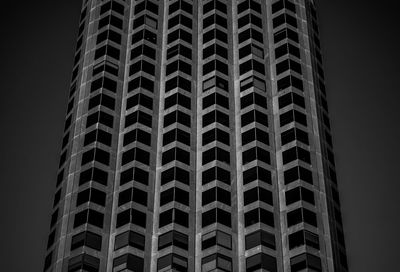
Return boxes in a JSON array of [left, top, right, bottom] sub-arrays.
[[44, 0, 348, 271]]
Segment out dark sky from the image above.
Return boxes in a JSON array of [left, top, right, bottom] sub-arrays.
[[0, 0, 399, 271]]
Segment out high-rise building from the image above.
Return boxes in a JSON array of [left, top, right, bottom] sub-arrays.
[[44, 0, 348, 271]]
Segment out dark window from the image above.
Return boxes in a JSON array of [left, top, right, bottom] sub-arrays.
[[284, 165, 313, 185], [79, 167, 108, 186], [158, 230, 188, 250], [245, 230, 276, 250], [274, 27, 299, 44], [71, 231, 102, 251], [203, 28, 228, 44], [120, 167, 149, 186], [73, 209, 104, 229], [164, 110, 191, 128], [240, 92, 267, 110], [278, 91, 305, 109], [279, 109, 307, 127], [157, 254, 188, 272], [275, 42, 301, 59], [272, 13, 297, 28], [203, 59, 229, 76], [276, 58, 302, 75], [81, 148, 110, 166], [203, 92, 229, 110], [244, 208, 274, 227], [287, 207, 317, 227], [167, 44, 192, 60], [164, 92, 191, 110], [128, 75, 154, 93], [160, 187, 189, 206], [202, 208, 231, 228], [159, 208, 189, 228], [84, 128, 112, 146], [76, 187, 106, 207], [118, 187, 147, 207], [282, 146, 311, 164], [124, 110, 152, 128], [116, 208, 146, 228], [242, 128, 269, 146], [121, 147, 150, 166], [238, 0, 262, 14], [281, 127, 309, 145], [113, 254, 144, 272], [202, 230, 232, 250], [203, 110, 229, 127], [202, 166, 230, 185], [244, 187, 273, 206], [277, 74, 303, 91], [167, 28, 192, 44], [162, 147, 190, 165], [165, 76, 192, 93], [240, 59, 265, 75], [289, 230, 320, 250], [123, 128, 151, 147], [114, 231, 145, 251], [285, 186, 315, 206], [161, 167, 190, 186], [202, 253, 232, 272], [290, 253, 322, 272], [243, 166, 271, 185], [241, 109, 268, 127], [202, 128, 230, 146], [130, 44, 156, 60], [163, 128, 190, 146], [86, 111, 114, 129], [242, 146, 270, 165], [169, 0, 192, 15], [168, 13, 192, 29], [246, 253, 277, 272], [202, 147, 230, 165], [68, 254, 100, 272], [202, 186, 231, 206], [132, 29, 157, 45], [203, 75, 229, 92]]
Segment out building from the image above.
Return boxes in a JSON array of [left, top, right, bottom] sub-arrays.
[[44, 0, 348, 271]]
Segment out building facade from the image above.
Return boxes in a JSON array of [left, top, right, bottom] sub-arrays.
[[44, 0, 348, 271]]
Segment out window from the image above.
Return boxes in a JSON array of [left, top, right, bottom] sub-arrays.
[[202, 166, 230, 185], [289, 230, 320, 250], [281, 127, 309, 145], [164, 93, 191, 110], [135, 0, 158, 15], [160, 187, 189, 206], [202, 230, 232, 250], [246, 253, 277, 272], [114, 231, 145, 250], [202, 128, 230, 146], [98, 14, 123, 30], [238, 13, 262, 29], [290, 253, 322, 272], [244, 186, 273, 206], [100, 1, 125, 16], [165, 75, 192, 93], [129, 59, 155, 76], [159, 208, 189, 228], [242, 128, 269, 146], [239, 43, 264, 59], [202, 208, 231, 228], [243, 166, 271, 185], [279, 109, 307, 127], [167, 44, 192, 60], [120, 166, 149, 186], [285, 186, 315, 206], [282, 146, 311, 164], [161, 166, 190, 185], [166, 59, 192, 76], [244, 208, 274, 227], [274, 27, 299, 44], [94, 44, 120, 60], [158, 230, 188, 250], [238, 28, 263, 44], [169, 0, 192, 15], [133, 14, 158, 30], [124, 110, 152, 128], [240, 92, 268, 110], [202, 253, 232, 272], [277, 74, 303, 91], [86, 111, 114, 128], [272, 0, 296, 14], [278, 91, 305, 109], [240, 75, 266, 92], [203, 13, 227, 29], [123, 128, 151, 147], [73, 209, 104, 229], [132, 29, 157, 45], [168, 13, 192, 29], [79, 167, 108, 186], [76, 187, 106, 207], [202, 147, 230, 165], [202, 186, 231, 206], [245, 230, 276, 250], [276, 58, 302, 75], [157, 254, 188, 272], [287, 207, 317, 227], [130, 44, 156, 60], [238, 0, 262, 14], [68, 254, 99, 272], [167, 28, 192, 44], [118, 187, 147, 206], [275, 42, 301, 59], [284, 165, 313, 185], [203, 28, 228, 44], [242, 146, 270, 165], [163, 128, 190, 146], [204, 0, 227, 14], [203, 110, 229, 128], [272, 13, 297, 29], [113, 254, 144, 272], [164, 110, 191, 128], [128, 75, 154, 93], [81, 147, 110, 166], [71, 231, 102, 251], [96, 28, 122, 44], [203, 75, 229, 92], [203, 59, 229, 75], [91, 76, 117, 93], [84, 128, 112, 146], [203, 43, 228, 59], [241, 109, 268, 127], [121, 147, 150, 166], [203, 92, 229, 110], [240, 59, 265, 75], [162, 147, 190, 165], [116, 208, 146, 228]]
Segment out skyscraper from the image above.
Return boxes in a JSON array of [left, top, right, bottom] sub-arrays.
[[44, 0, 348, 271]]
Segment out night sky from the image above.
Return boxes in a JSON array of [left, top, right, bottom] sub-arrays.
[[1, 0, 399, 271]]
